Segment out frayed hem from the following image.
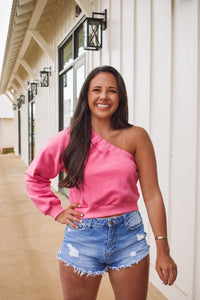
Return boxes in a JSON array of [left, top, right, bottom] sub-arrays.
[[108, 252, 149, 271], [57, 258, 106, 277], [108, 262, 138, 271]]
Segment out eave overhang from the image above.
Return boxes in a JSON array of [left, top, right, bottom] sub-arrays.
[[0, 0, 93, 96], [0, 0, 59, 95]]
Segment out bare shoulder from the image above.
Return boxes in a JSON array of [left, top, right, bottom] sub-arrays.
[[117, 126, 146, 155], [124, 126, 150, 144], [120, 126, 152, 156]]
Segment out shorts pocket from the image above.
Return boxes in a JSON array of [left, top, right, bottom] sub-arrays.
[[124, 211, 143, 230]]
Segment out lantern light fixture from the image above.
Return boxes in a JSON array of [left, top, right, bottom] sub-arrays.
[[28, 80, 39, 97], [40, 67, 51, 87], [83, 9, 107, 51], [16, 98, 21, 109], [20, 94, 25, 104]]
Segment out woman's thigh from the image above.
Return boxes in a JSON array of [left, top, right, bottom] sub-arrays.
[[108, 255, 149, 300], [59, 261, 102, 300]]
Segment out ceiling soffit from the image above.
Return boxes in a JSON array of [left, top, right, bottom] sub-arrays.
[[0, 0, 90, 96], [0, 0, 35, 94], [0, 0, 62, 95]]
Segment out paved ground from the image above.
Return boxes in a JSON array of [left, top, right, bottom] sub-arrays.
[[0, 154, 167, 300]]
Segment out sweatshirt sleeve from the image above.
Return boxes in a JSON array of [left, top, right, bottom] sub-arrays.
[[24, 128, 70, 219]]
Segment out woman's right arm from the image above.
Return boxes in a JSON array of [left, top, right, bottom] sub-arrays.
[[25, 129, 84, 227], [25, 129, 69, 220]]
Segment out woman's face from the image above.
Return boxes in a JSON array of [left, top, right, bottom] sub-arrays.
[[87, 72, 119, 123]]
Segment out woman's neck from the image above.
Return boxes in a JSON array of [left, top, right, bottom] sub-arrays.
[[91, 119, 114, 136]]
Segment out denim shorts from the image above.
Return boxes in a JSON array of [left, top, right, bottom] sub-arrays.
[[57, 210, 149, 276]]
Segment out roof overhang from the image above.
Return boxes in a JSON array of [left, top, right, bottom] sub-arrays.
[[0, 0, 37, 95], [0, 0, 93, 97]]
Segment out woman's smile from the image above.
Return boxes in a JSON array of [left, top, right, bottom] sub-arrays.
[[96, 103, 111, 110]]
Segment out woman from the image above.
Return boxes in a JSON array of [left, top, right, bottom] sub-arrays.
[[25, 65, 177, 300]]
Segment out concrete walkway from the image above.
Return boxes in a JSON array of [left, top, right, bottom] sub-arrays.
[[0, 154, 167, 300]]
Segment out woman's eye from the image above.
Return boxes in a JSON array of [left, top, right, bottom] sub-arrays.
[[109, 90, 117, 93]]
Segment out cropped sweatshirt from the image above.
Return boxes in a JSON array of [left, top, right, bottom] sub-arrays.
[[24, 128, 140, 219]]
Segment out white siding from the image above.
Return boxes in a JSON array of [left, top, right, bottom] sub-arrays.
[[0, 118, 14, 150], [87, 0, 200, 299], [20, 104, 28, 164], [13, 110, 19, 156], [167, 1, 198, 298], [194, 3, 200, 298]]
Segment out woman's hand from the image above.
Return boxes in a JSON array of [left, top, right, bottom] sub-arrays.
[[55, 203, 84, 228], [156, 252, 177, 286]]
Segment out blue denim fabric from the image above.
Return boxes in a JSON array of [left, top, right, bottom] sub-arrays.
[[57, 210, 149, 276]]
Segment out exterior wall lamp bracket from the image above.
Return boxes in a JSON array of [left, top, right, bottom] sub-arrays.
[[16, 98, 21, 109], [13, 94, 25, 110], [83, 9, 107, 51], [20, 94, 25, 104], [28, 80, 39, 97], [40, 67, 51, 87]]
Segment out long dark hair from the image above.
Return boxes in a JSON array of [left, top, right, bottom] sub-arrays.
[[59, 65, 131, 189]]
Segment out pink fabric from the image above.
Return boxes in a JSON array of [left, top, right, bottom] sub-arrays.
[[25, 128, 140, 219]]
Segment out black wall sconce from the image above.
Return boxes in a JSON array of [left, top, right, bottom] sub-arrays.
[[28, 80, 39, 97], [16, 98, 21, 109], [83, 9, 107, 50], [40, 67, 51, 87], [20, 94, 25, 104]]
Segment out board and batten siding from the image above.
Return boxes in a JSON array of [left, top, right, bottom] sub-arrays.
[[17, 0, 199, 298], [87, 0, 200, 299]]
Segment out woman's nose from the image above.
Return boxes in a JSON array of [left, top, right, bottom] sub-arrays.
[[99, 90, 107, 100]]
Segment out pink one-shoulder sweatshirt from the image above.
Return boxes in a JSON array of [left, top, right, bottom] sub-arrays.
[[24, 128, 140, 219]]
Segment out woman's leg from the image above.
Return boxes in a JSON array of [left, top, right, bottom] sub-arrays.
[[108, 255, 149, 300], [59, 261, 102, 300]]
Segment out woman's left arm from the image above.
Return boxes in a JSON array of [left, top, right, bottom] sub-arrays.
[[133, 127, 177, 286]]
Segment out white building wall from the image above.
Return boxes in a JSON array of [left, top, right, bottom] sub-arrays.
[[0, 118, 14, 150], [20, 103, 28, 163], [13, 110, 19, 156], [12, 0, 199, 298], [85, 0, 200, 299], [194, 3, 200, 298], [166, 1, 198, 298]]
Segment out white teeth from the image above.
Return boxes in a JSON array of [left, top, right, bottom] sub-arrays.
[[97, 104, 109, 108]]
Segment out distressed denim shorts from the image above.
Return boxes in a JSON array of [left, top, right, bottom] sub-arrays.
[[56, 210, 149, 276]]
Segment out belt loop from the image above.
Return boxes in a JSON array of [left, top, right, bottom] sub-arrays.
[[88, 218, 92, 228], [123, 212, 127, 223]]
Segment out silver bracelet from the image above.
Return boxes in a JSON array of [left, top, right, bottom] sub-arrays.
[[155, 236, 167, 241]]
